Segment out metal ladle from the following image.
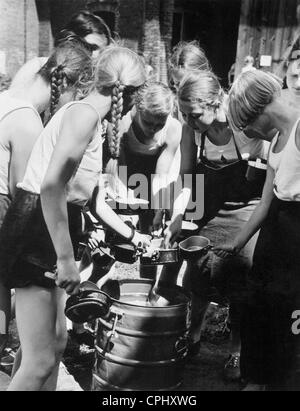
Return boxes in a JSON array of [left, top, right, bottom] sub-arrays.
[[146, 273, 170, 306]]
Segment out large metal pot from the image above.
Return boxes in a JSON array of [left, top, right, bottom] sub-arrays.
[[92, 279, 192, 391]]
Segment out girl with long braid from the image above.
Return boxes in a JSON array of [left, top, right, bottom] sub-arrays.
[[0, 40, 92, 362], [0, 46, 149, 391]]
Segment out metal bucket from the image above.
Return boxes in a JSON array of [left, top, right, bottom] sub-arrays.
[[92, 279, 191, 391]]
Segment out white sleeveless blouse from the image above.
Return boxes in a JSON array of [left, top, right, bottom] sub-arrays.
[[274, 118, 300, 201], [268, 132, 282, 172], [18, 101, 103, 206]]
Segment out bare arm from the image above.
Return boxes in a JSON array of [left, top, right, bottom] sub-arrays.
[[41, 104, 98, 294], [295, 121, 300, 151], [9, 109, 43, 197], [90, 185, 150, 248], [164, 124, 197, 246], [152, 119, 182, 211]]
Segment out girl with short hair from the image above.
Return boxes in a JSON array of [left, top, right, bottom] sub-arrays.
[[215, 69, 300, 390]]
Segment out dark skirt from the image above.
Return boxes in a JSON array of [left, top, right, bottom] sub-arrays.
[[241, 197, 300, 389], [194, 160, 264, 229], [0, 188, 83, 289]]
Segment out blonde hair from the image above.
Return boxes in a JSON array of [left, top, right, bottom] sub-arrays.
[[178, 70, 224, 109], [228, 70, 283, 130], [10, 57, 48, 89], [10, 41, 93, 118], [134, 82, 174, 117], [169, 41, 210, 72], [93, 45, 147, 190]]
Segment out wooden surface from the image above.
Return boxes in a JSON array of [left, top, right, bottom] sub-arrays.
[[235, 0, 300, 78]]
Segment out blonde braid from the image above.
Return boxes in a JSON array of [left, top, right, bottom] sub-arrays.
[[50, 65, 65, 117], [106, 80, 125, 195], [109, 80, 124, 159]]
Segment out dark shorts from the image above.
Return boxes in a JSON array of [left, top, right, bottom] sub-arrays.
[[0, 194, 11, 229], [241, 198, 300, 387], [0, 189, 83, 290]]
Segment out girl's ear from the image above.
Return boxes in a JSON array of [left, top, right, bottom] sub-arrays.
[[61, 76, 69, 92]]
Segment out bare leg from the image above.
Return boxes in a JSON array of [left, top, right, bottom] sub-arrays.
[[41, 288, 67, 391], [182, 261, 210, 344], [228, 302, 241, 355], [8, 286, 65, 391], [11, 289, 67, 391]]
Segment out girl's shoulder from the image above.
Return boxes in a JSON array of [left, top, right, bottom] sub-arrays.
[[168, 116, 182, 129], [120, 109, 134, 133], [61, 102, 100, 138], [64, 101, 100, 122], [165, 116, 182, 146]]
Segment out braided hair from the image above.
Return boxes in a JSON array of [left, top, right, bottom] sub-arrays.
[[92, 46, 147, 194], [38, 39, 93, 120], [109, 81, 125, 159], [178, 70, 224, 111], [106, 80, 125, 194], [50, 65, 65, 117]]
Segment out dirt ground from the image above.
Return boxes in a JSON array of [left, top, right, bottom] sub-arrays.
[[1, 261, 241, 392]]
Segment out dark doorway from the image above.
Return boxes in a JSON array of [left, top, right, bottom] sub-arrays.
[[173, 0, 241, 88], [93, 11, 116, 36]]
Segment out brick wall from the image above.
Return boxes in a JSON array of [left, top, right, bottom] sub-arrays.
[[37, 0, 53, 56], [49, 0, 87, 38], [118, 0, 144, 52], [0, 0, 174, 81], [142, 0, 161, 81], [0, 0, 39, 76]]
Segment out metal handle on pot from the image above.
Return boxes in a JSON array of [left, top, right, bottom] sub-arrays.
[[203, 244, 213, 254], [175, 336, 189, 357], [135, 243, 146, 259], [102, 308, 124, 354], [151, 250, 160, 262], [107, 314, 119, 339]]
